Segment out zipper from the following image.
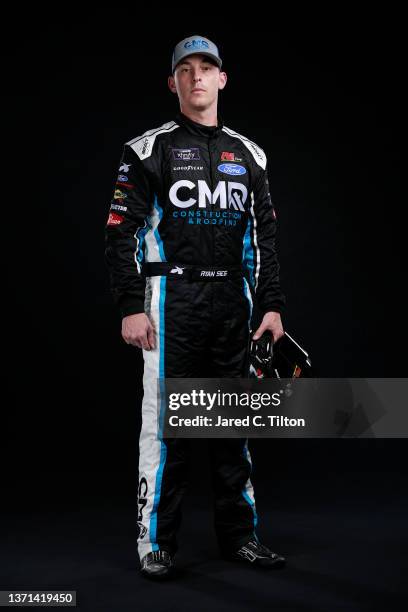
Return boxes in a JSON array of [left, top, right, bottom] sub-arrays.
[[208, 134, 215, 316], [208, 135, 214, 266]]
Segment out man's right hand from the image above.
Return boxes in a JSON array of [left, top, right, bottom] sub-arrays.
[[121, 313, 156, 350]]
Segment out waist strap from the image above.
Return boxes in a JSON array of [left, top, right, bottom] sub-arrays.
[[143, 262, 245, 281]]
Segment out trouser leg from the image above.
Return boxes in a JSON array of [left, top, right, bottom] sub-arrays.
[[209, 437, 257, 553], [137, 275, 170, 559], [208, 276, 258, 551], [137, 274, 258, 558], [137, 276, 208, 559]]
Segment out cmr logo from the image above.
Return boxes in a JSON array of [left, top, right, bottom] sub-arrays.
[[137, 477, 148, 522], [169, 180, 248, 211], [184, 39, 209, 50], [137, 477, 148, 540]]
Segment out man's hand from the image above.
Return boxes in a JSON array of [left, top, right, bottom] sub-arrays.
[[122, 313, 156, 350], [253, 311, 284, 343]]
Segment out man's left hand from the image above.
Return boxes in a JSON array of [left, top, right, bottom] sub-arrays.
[[252, 311, 284, 343]]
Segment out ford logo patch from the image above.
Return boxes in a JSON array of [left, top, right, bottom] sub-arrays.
[[218, 163, 246, 176]]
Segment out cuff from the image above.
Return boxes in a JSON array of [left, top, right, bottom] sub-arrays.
[[119, 296, 145, 318]]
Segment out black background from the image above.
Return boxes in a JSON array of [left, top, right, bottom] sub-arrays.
[[2, 10, 407, 610]]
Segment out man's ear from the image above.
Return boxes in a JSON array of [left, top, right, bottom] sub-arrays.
[[218, 71, 227, 91], [168, 75, 177, 94]]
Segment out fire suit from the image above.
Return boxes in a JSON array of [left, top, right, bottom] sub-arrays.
[[105, 111, 285, 559]]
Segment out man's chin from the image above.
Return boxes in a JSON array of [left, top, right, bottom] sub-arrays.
[[188, 101, 209, 112]]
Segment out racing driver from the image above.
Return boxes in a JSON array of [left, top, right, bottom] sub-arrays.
[[105, 35, 287, 580]]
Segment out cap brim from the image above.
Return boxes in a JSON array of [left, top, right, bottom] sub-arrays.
[[173, 52, 222, 73]]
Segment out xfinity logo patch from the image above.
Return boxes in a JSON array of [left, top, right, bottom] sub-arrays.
[[172, 148, 200, 161], [218, 163, 246, 176], [169, 179, 248, 211]]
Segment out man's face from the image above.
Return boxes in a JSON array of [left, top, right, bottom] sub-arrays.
[[168, 54, 227, 111]]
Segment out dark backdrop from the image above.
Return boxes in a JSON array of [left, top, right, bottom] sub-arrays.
[[1, 13, 407, 608], [3, 13, 406, 471]]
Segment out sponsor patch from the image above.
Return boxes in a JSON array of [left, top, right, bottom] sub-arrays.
[[169, 179, 248, 211], [137, 477, 148, 539], [107, 212, 124, 226], [172, 148, 200, 161], [173, 165, 204, 171], [116, 181, 134, 189], [114, 189, 127, 200], [218, 163, 247, 176], [110, 203, 127, 212], [221, 151, 242, 162], [170, 266, 184, 275], [119, 162, 131, 172]]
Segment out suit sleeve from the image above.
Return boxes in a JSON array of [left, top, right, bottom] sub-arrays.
[[104, 144, 152, 317], [244, 161, 286, 316]]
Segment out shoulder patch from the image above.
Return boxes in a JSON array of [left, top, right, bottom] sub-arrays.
[[222, 125, 267, 170], [126, 121, 179, 160]]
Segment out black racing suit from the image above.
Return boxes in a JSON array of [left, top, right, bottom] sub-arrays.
[[105, 111, 285, 558]]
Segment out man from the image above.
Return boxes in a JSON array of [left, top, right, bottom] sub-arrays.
[[105, 35, 286, 580]]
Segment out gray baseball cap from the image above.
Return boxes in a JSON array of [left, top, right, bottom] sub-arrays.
[[172, 35, 222, 73]]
